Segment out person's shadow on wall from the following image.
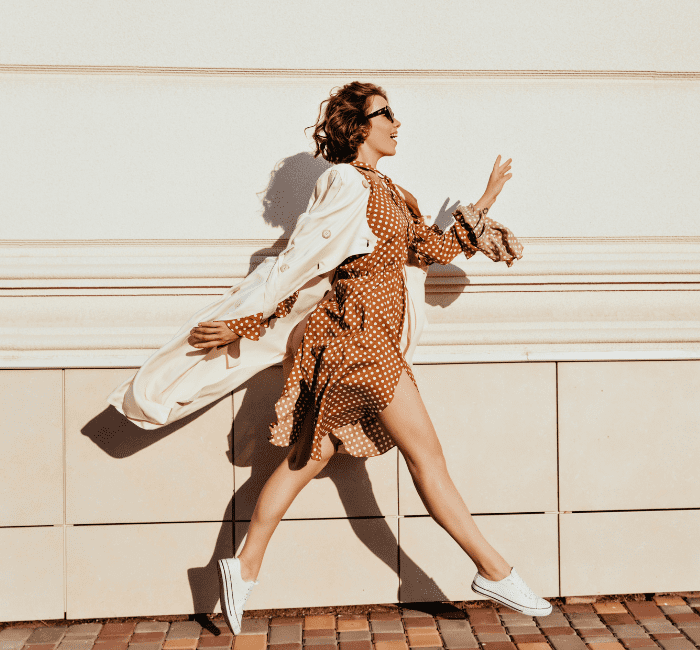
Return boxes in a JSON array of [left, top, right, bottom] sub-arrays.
[[82, 151, 482, 622]]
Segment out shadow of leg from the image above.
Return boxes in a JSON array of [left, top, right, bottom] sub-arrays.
[[328, 458, 448, 602]]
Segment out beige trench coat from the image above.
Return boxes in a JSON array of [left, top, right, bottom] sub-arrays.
[[108, 163, 428, 429]]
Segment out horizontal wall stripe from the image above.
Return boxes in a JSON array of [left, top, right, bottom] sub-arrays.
[[1, 65, 700, 79]]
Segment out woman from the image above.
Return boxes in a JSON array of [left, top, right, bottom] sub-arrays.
[[110, 82, 551, 632]]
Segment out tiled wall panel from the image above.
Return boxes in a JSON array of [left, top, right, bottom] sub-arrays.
[[236, 518, 400, 610], [66, 522, 232, 618], [400, 363, 558, 515], [559, 361, 700, 511], [398, 514, 559, 603], [65, 369, 233, 524], [560, 510, 700, 596], [233, 367, 399, 520], [0, 526, 64, 621], [0, 370, 63, 526]]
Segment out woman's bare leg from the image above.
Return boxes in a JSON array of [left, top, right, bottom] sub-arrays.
[[377, 368, 511, 581], [236, 419, 336, 583]]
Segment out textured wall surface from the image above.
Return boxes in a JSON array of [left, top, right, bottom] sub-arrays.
[[1, 0, 700, 621]]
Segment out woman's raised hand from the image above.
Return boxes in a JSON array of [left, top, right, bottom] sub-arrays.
[[188, 321, 240, 349], [480, 155, 512, 208]]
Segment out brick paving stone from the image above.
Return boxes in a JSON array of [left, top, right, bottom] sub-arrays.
[[1, 630, 35, 642], [25, 645, 62, 650], [270, 627, 303, 646], [236, 621, 266, 637], [510, 635, 547, 644], [472, 625, 505, 634], [506, 626, 540, 635], [28, 630, 69, 645], [197, 637, 232, 648], [57, 641, 94, 650], [264, 645, 300, 650], [401, 621, 435, 630], [641, 622, 678, 634], [232, 637, 266, 650], [602, 614, 636, 626], [542, 627, 577, 636], [586, 643, 624, 648], [337, 641, 372, 650], [578, 628, 613, 637], [163, 640, 197, 649], [133, 625, 168, 635], [570, 620, 607, 630], [437, 621, 470, 632], [100, 626, 135, 638], [372, 634, 405, 643], [337, 632, 370, 643], [0, 641, 26, 650], [609, 625, 650, 638], [619, 640, 657, 649], [369, 614, 402, 622], [439, 630, 478, 649], [303, 639, 337, 647], [537, 615, 569, 626], [166, 624, 201, 641], [479, 642, 517, 650], [405, 633, 442, 648], [476, 634, 511, 643], [467, 610, 500, 625], [66, 627, 102, 638], [271, 620, 304, 628], [304, 617, 335, 631], [594, 603, 628, 615], [655, 639, 695, 650], [660, 607, 692, 616], [653, 596, 686, 607], [668, 612, 700, 624], [625, 602, 664, 619], [408, 646, 441, 650], [682, 627, 700, 643], [304, 644, 336, 650], [132, 634, 167, 643], [401, 611, 427, 618], [336, 621, 368, 633], [373, 642, 408, 650], [650, 634, 684, 641], [513, 644, 550, 650], [92, 637, 129, 650], [304, 631, 335, 639], [130, 644, 166, 650], [546, 637, 589, 650], [371, 621, 403, 634], [562, 605, 595, 614]]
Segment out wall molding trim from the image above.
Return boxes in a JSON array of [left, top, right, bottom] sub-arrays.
[[2, 237, 700, 367], [1, 65, 699, 80]]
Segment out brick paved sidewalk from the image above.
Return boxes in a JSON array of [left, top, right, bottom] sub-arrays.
[[2, 595, 700, 650]]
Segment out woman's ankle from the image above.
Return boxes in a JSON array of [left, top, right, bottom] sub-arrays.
[[477, 562, 511, 582], [236, 554, 259, 583]]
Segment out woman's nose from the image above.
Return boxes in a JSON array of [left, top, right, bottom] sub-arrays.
[[394, 118, 401, 128]]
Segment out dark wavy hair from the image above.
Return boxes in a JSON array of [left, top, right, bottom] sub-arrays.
[[308, 82, 388, 164]]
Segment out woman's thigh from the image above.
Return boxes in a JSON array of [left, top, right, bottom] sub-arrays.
[[377, 368, 444, 467]]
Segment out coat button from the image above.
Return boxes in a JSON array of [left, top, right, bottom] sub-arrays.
[[322, 229, 331, 239], [362, 179, 370, 188], [280, 264, 289, 272]]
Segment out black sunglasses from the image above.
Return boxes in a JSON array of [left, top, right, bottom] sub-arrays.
[[366, 105, 396, 123]]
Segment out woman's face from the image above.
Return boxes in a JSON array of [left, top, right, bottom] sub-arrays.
[[360, 94, 401, 161]]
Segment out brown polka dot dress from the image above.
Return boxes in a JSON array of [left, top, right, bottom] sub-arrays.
[[226, 161, 523, 461]]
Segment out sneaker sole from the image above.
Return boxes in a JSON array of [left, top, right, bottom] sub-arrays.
[[217, 559, 241, 635], [471, 580, 553, 617]]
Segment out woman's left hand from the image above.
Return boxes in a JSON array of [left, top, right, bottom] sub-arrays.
[[188, 321, 240, 349], [478, 155, 513, 209]]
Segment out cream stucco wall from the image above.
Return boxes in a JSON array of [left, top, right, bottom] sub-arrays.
[[1, 0, 700, 622]]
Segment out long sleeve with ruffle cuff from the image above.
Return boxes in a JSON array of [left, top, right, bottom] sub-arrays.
[[453, 205, 524, 267], [222, 291, 299, 341]]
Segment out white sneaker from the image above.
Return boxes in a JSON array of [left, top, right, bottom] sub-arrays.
[[217, 557, 258, 634], [471, 567, 552, 616]]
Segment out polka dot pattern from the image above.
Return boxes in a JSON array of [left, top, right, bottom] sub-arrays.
[[226, 162, 524, 461], [223, 292, 300, 341]]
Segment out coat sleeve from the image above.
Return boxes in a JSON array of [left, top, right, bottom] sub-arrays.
[[219, 165, 372, 340]]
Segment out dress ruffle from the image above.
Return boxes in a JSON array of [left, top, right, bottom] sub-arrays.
[[453, 205, 524, 267], [222, 291, 299, 341]]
